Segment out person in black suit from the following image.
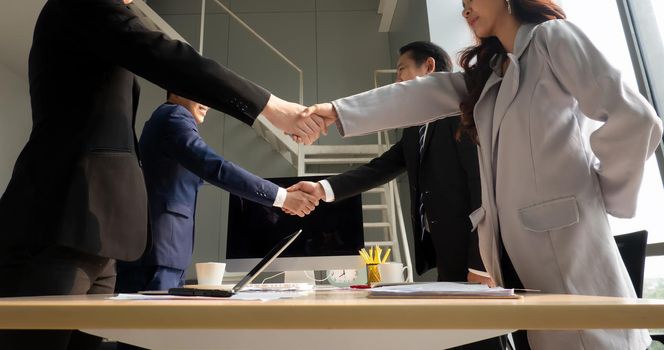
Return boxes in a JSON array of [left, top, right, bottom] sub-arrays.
[[0, 0, 322, 349], [289, 41, 505, 350]]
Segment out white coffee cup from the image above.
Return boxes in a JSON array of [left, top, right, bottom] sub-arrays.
[[378, 262, 408, 283], [195, 262, 226, 286]]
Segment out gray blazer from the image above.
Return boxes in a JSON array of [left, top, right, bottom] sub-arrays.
[[332, 20, 662, 350]]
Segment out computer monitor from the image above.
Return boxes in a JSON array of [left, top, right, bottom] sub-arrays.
[[225, 176, 365, 272]]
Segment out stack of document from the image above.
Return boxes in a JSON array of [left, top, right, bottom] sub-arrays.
[[243, 283, 314, 292], [368, 282, 518, 299]]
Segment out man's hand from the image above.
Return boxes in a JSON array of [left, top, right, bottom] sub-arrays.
[[261, 95, 326, 145], [290, 103, 339, 144], [287, 181, 325, 201], [282, 190, 319, 217], [467, 271, 496, 288], [301, 103, 338, 125]]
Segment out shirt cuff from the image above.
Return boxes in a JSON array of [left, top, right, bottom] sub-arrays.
[[468, 268, 491, 278], [469, 207, 485, 232], [273, 187, 287, 207], [318, 180, 335, 202]]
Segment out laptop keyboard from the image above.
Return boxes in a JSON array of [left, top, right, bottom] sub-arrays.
[[242, 283, 314, 292]]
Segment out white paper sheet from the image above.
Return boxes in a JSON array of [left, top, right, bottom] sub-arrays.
[[368, 282, 516, 298], [109, 291, 309, 302]]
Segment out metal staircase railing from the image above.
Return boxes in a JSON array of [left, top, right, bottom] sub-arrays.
[[136, 0, 413, 281], [374, 69, 413, 281], [295, 70, 412, 281]]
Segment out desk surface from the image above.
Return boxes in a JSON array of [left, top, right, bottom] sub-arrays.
[[1, 290, 664, 330]]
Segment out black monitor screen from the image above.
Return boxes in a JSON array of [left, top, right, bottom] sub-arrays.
[[226, 176, 364, 259]]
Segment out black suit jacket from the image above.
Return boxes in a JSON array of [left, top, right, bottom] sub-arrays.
[[327, 117, 484, 281], [0, 0, 270, 261]]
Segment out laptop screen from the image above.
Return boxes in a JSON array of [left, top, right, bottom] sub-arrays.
[[231, 230, 302, 293]]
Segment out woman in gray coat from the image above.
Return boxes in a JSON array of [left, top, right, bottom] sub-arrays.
[[301, 0, 663, 349]]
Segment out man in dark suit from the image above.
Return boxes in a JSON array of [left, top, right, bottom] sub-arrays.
[[115, 93, 317, 294], [289, 42, 504, 350], [0, 0, 321, 348]]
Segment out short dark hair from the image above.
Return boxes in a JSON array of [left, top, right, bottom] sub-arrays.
[[399, 41, 452, 73]]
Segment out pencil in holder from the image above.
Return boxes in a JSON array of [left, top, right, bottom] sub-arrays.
[[366, 263, 381, 284]]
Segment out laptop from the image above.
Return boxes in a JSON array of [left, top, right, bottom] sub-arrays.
[[167, 229, 302, 298]]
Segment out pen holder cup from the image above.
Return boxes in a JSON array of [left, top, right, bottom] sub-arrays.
[[366, 263, 381, 284]]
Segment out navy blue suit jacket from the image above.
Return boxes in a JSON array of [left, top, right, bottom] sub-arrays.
[[139, 104, 279, 270]]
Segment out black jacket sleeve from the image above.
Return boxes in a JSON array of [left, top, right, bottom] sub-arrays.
[[455, 126, 485, 272], [326, 141, 407, 201], [54, 0, 270, 125]]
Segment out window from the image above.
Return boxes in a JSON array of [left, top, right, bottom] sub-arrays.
[[559, 0, 664, 301], [620, 0, 664, 304], [624, 0, 664, 115]]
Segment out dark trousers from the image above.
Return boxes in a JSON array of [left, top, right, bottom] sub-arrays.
[[0, 246, 116, 350], [114, 263, 184, 350], [115, 263, 185, 293], [501, 244, 532, 350]]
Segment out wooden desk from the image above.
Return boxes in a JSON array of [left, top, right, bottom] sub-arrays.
[[1, 290, 663, 349]]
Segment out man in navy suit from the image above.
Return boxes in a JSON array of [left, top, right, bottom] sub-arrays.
[[115, 92, 318, 293]]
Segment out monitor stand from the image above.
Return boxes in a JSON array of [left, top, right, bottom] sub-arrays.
[[284, 270, 316, 284]]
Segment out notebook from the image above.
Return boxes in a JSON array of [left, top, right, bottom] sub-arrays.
[[367, 282, 520, 299], [167, 229, 302, 298]]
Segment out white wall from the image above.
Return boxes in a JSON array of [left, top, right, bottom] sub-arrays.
[[0, 1, 44, 193], [387, 0, 430, 66], [0, 1, 45, 78], [0, 64, 32, 192], [426, 0, 474, 70]]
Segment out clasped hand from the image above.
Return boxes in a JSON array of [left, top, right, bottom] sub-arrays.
[[281, 181, 325, 217], [261, 96, 338, 145]]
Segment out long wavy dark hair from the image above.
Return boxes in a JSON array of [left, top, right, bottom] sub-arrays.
[[456, 0, 566, 143]]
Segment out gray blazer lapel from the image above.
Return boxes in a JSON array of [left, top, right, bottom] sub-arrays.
[[477, 69, 502, 107], [474, 73, 501, 151], [491, 60, 520, 150], [491, 23, 537, 151]]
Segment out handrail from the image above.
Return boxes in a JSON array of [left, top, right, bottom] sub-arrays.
[[198, 0, 206, 54], [374, 69, 396, 146], [381, 130, 414, 282], [132, 0, 186, 42], [204, 0, 304, 164], [375, 68, 413, 282], [647, 242, 664, 257], [374, 68, 396, 87], [209, 0, 303, 105]]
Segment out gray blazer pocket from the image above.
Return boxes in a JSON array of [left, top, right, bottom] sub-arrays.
[[518, 196, 579, 232]]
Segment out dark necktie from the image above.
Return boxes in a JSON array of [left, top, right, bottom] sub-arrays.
[[418, 124, 427, 241]]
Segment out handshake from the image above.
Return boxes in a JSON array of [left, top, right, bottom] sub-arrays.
[[261, 96, 338, 216], [280, 181, 326, 217], [262, 96, 339, 145]]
